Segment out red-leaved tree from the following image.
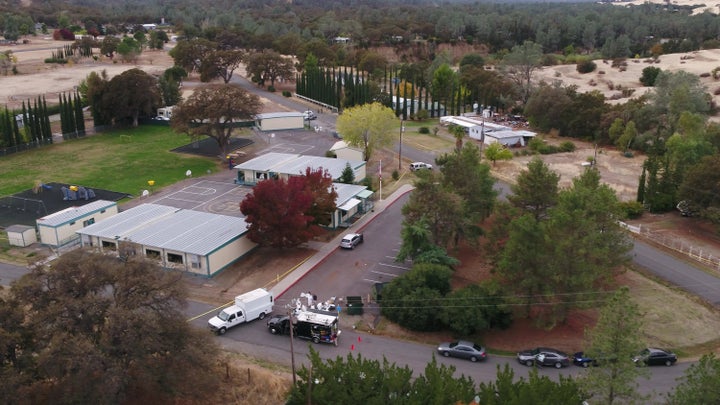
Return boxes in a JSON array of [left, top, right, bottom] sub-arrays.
[[240, 168, 338, 248]]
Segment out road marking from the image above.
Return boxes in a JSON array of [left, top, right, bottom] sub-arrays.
[[363, 278, 384, 283], [378, 263, 410, 270], [371, 269, 400, 277]]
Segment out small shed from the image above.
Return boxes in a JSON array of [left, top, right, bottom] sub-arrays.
[[255, 112, 304, 131], [330, 140, 365, 162], [36, 200, 118, 248], [6, 224, 37, 247]]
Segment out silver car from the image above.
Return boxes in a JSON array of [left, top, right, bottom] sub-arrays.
[[340, 233, 363, 249]]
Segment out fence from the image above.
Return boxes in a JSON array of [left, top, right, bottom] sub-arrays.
[[623, 222, 720, 274]]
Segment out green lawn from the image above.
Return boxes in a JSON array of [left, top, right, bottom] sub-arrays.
[[0, 126, 219, 198]]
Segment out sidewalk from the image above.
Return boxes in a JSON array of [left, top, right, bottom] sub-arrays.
[[270, 184, 414, 298]]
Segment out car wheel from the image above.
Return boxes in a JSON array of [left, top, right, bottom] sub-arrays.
[[313, 337, 320, 344], [554, 362, 562, 369], [525, 360, 534, 367], [258, 312, 266, 320], [665, 360, 673, 366], [582, 362, 589, 368], [270, 327, 279, 335], [442, 351, 450, 357], [218, 327, 226, 335], [470, 356, 478, 362]]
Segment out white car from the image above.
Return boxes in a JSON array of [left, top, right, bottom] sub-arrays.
[[340, 233, 364, 249], [303, 110, 317, 120]]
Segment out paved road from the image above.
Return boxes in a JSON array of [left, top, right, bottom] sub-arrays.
[[633, 241, 720, 306]]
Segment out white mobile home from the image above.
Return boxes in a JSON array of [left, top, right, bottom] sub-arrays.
[[76, 204, 256, 277], [36, 200, 118, 248], [255, 112, 304, 131]]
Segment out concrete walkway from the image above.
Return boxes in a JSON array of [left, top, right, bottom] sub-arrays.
[[270, 184, 414, 298]]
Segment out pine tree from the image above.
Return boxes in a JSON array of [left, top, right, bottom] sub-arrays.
[[579, 287, 649, 404]]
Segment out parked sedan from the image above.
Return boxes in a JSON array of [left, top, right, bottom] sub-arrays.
[[633, 348, 677, 366], [572, 351, 599, 368], [437, 341, 487, 362], [517, 347, 570, 369]]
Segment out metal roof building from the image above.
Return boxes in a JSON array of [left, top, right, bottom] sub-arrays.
[[235, 152, 366, 186], [77, 203, 256, 277], [36, 199, 118, 248]]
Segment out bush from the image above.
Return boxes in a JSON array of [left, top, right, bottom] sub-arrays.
[[619, 201, 644, 219], [418, 126, 430, 134], [358, 176, 374, 191], [44, 58, 67, 64], [267, 85, 276, 92], [559, 141, 576, 152], [392, 170, 399, 180], [576, 59, 597, 74], [640, 66, 662, 86], [415, 109, 429, 120], [282, 90, 291, 97]]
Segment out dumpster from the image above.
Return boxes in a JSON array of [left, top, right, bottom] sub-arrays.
[[346, 296, 364, 315]]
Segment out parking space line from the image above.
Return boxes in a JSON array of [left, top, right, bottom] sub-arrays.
[[378, 263, 410, 270], [363, 278, 384, 283], [371, 270, 400, 277]]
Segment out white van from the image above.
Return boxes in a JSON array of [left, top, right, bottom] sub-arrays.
[[410, 162, 433, 171]]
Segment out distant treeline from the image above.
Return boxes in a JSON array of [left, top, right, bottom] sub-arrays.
[[1, 1, 718, 58]]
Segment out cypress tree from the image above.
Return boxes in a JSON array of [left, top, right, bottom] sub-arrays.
[[409, 79, 415, 119], [75, 92, 85, 135], [42, 96, 52, 143]]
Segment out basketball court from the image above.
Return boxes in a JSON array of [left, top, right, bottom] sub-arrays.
[[144, 179, 251, 217]]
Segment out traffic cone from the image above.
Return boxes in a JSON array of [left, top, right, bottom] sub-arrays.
[[358, 336, 362, 343], [351, 344, 355, 351]]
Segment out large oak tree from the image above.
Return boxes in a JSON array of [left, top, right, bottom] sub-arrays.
[[171, 84, 262, 156], [100, 68, 161, 127], [0, 249, 223, 403]]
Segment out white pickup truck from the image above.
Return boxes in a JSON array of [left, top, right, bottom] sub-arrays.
[[208, 288, 274, 335]]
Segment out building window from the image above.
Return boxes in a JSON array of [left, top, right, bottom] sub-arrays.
[[100, 209, 106, 214], [190, 255, 201, 269], [101, 240, 117, 250], [167, 253, 183, 264], [83, 218, 95, 227], [146, 249, 161, 259], [69, 221, 76, 225]]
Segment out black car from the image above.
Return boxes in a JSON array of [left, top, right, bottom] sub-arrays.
[[266, 315, 292, 335], [517, 347, 570, 369], [437, 341, 487, 362], [633, 348, 677, 366]]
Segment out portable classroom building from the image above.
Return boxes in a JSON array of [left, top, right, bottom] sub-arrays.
[[36, 200, 118, 248], [76, 203, 256, 277]]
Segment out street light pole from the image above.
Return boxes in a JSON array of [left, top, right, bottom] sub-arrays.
[[398, 119, 404, 172]]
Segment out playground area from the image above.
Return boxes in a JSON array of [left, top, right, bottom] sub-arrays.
[[0, 182, 130, 228]]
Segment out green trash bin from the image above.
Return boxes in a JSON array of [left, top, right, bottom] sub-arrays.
[[346, 296, 364, 315]]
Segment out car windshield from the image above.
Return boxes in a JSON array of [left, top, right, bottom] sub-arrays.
[[449, 342, 459, 348], [473, 344, 483, 351], [218, 310, 230, 321]]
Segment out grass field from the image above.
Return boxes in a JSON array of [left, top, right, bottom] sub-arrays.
[[0, 127, 220, 198]]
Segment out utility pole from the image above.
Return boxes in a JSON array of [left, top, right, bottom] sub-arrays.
[[288, 303, 297, 385], [398, 119, 404, 172]]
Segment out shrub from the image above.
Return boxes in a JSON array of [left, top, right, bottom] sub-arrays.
[[623, 151, 634, 158], [639, 66, 662, 87], [44, 58, 67, 64], [559, 141, 576, 152], [325, 150, 337, 158], [576, 59, 597, 74], [392, 170, 399, 180], [700, 72, 711, 78], [415, 109, 429, 120], [267, 85, 276, 92], [619, 201, 644, 219], [282, 90, 291, 97], [418, 126, 430, 134]]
